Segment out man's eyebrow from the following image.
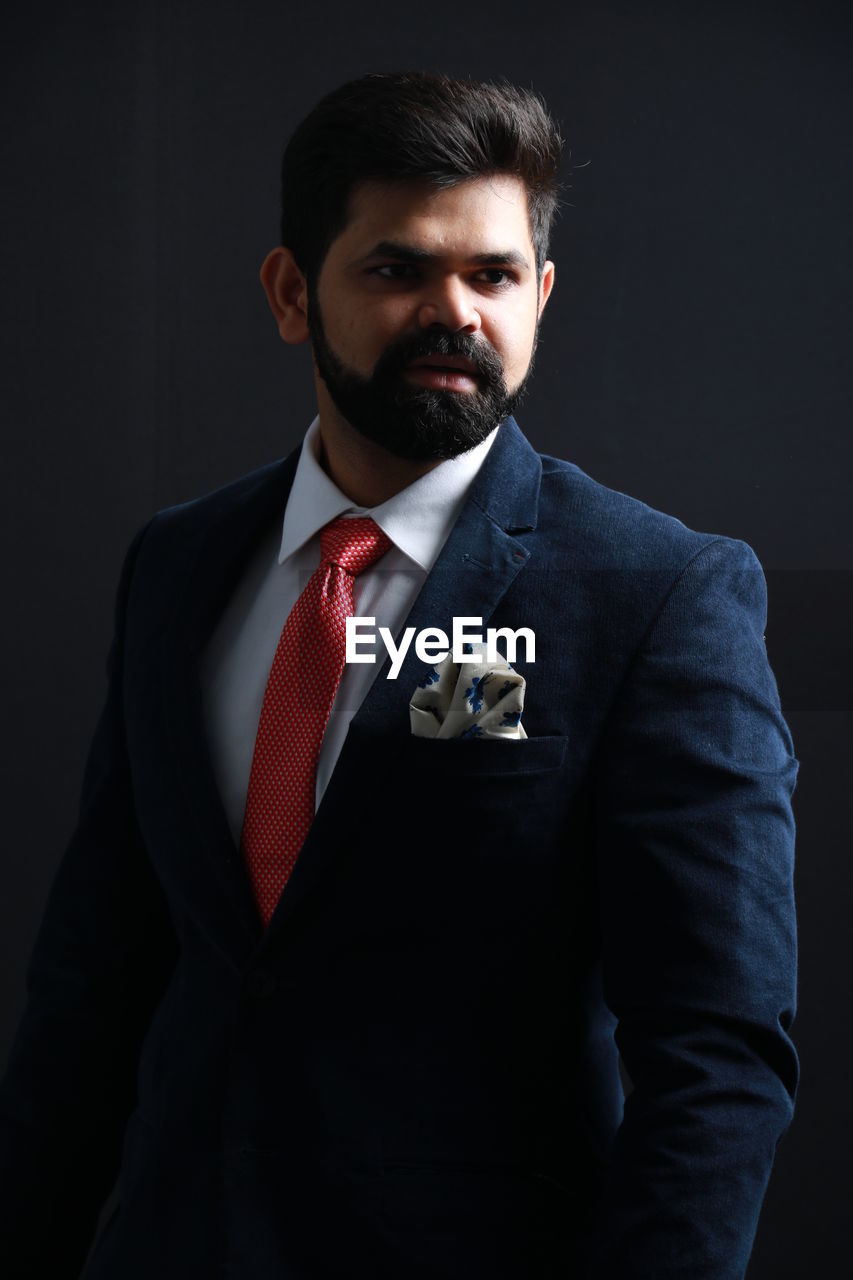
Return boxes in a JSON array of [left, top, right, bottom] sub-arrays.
[[356, 240, 531, 271]]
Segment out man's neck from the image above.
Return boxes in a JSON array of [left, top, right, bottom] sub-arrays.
[[316, 410, 441, 508]]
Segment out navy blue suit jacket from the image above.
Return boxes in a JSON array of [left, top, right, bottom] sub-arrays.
[[0, 417, 798, 1278]]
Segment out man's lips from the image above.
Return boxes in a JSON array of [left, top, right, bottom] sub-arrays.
[[407, 355, 480, 374], [404, 354, 481, 390]]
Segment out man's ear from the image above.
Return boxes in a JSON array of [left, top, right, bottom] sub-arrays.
[[260, 247, 311, 344], [537, 260, 555, 319]]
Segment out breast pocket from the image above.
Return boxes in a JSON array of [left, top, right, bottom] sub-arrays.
[[386, 729, 571, 847], [338, 724, 575, 930], [399, 731, 569, 778], [345, 722, 570, 836]]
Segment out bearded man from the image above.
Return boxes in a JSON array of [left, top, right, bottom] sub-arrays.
[[0, 72, 798, 1280]]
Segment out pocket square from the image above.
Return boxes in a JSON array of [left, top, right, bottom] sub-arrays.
[[409, 647, 527, 740]]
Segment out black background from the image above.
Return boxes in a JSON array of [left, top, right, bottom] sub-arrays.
[[2, 1, 850, 1273]]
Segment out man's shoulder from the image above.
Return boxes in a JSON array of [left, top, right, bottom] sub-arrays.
[[152, 455, 295, 535], [495, 420, 747, 574], [118, 454, 297, 623], [537, 450, 717, 565], [131, 453, 295, 569], [532, 446, 755, 577], [521, 448, 768, 667]]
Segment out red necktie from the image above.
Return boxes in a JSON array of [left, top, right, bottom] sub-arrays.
[[240, 515, 392, 926]]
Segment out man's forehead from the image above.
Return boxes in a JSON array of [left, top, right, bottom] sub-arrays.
[[338, 175, 535, 258]]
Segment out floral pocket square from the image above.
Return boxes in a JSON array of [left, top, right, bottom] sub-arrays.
[[409, 648, 527, 740]]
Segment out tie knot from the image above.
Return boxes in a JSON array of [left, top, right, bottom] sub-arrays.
[[320, 515, 392, 577]]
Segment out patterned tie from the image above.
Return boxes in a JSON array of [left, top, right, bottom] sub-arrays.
[[240, 515, 392, 926]]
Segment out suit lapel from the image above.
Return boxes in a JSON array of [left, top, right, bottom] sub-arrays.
[[159, 449, 300, 961], [350, 415, 541, 737]]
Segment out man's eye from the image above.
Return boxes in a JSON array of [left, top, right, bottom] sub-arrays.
[[374, 263, 418, 279], [477, 268, 513, 287]]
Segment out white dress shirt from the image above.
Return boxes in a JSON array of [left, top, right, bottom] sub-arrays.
[[200, 416, 499, 846]]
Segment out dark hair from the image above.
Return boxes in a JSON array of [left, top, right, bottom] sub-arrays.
[[280, 71, 563, 282]]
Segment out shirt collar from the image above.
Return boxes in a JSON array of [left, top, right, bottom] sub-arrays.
[[278, 416, 500, 573]]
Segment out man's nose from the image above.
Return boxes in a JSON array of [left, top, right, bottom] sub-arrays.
[[416, 278, 482, 334]]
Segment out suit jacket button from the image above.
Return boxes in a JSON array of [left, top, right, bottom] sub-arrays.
[[246, 968, 277, 1002]]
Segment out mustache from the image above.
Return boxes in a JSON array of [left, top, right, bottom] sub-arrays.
[[372, 330, 505, 387]]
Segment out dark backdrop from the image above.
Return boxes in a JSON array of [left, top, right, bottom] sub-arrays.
[[2, 1, 850, 1274]]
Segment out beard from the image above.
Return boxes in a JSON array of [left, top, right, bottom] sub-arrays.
[[308, 292, 538, 462]]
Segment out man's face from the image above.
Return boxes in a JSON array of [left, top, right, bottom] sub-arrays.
[[309, 175, 554, 461]]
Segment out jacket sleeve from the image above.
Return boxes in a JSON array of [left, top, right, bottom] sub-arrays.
[[588, 537, 798, 1279], [0, 523, 179, 1278]]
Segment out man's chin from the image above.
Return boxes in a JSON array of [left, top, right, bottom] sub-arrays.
[[334, 399, 501, 463]]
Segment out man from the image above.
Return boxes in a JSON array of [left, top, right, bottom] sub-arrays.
[[0, 72, 797, 1278]]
